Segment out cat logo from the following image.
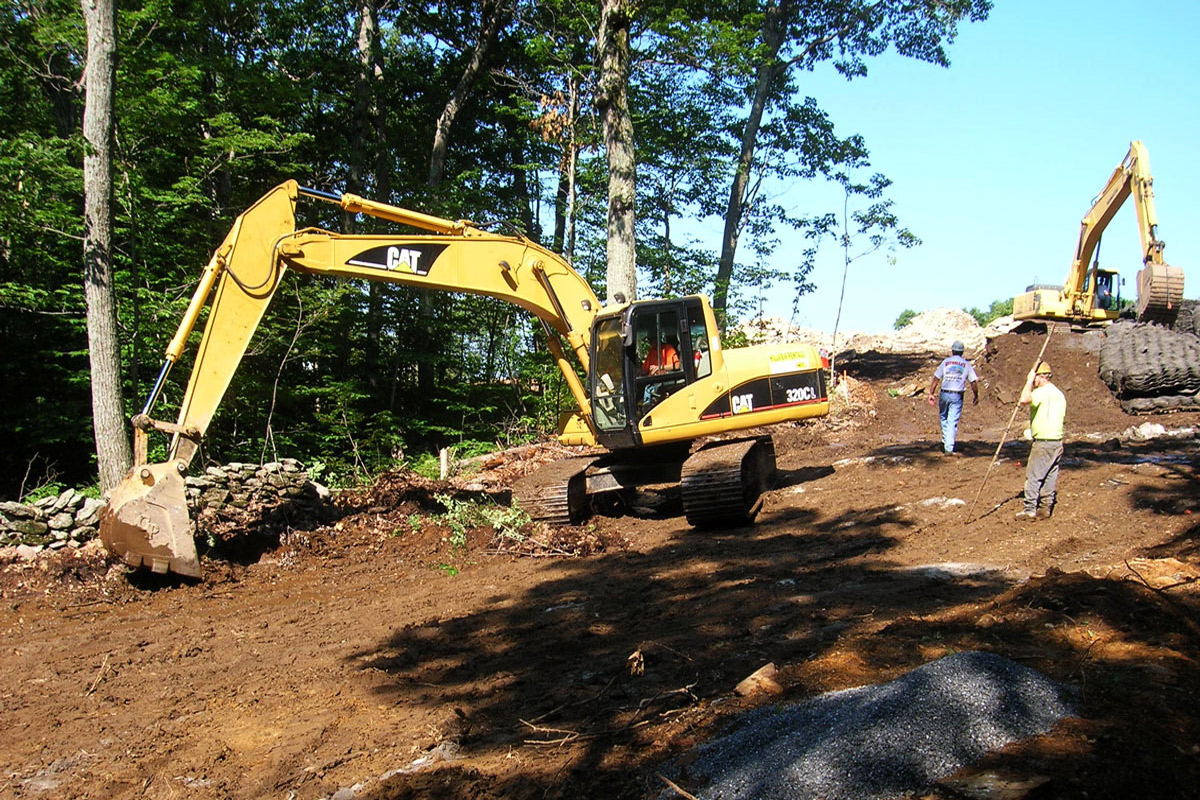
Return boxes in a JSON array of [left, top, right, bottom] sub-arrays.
[[347, 243, 447, 276], [731, 393, 755, 414], [386, 247, 423, 272]]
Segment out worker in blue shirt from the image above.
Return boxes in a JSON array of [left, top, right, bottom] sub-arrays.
[[927, 340, 979, 455]]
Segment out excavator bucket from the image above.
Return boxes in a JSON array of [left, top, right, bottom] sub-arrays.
[[99, 462, 200, 578], [1136, 263, 1186, 324]]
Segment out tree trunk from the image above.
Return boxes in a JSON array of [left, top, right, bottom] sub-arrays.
[[713, 0, 788, 318], [428, 0, 506, 190], [552, 77, 580, 261], [597, 0, 636, 304], [351, 0, 387, 395], [81, 0, 131, 490]]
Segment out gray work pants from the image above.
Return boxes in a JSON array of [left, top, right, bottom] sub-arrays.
[[1024, 440, 1063, 513]]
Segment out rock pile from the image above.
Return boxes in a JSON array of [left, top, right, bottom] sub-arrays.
[[185, 458, 328, 510], [743, 308, 989, 355]]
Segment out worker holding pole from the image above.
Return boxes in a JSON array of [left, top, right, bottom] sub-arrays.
[[1015, 361, 1066, 520]]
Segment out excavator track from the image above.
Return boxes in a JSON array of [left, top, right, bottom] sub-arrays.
[[680, 437, 775, 528], [512, 455, 596, 524]]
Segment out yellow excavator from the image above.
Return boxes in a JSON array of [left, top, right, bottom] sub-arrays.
[[100, 181, 831, 577], [1013, 140, 1184, 326]]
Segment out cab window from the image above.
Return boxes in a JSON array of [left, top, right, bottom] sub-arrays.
[[591, 318, 628, 431], [687, 302, 712, 379], [634, 309, 686, 419]]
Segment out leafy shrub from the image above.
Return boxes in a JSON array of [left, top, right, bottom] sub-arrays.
[[893, 309, 917, 329]]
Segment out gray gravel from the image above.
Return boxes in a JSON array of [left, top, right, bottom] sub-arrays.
[[661, 651, 1076, 800]]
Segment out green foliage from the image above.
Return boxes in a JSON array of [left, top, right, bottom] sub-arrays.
[[894, 309, 918, 329], [964, 298, 1014, 327], [410, 453, 443, 480], [433, 493, 531, 549]]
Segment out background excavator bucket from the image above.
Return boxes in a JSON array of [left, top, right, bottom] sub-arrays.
[[100, 462, 200, 578]]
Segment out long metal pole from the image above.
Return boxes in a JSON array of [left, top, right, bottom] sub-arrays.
[[964, 325, 1055, 523]]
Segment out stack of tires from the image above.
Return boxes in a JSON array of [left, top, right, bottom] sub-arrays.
[[1098, 320, 1200, 413], [1171, 299, 1200, 337]]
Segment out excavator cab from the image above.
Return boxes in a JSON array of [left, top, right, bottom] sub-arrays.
[[1086, 267, 1121, 312], [588, 297, 715, 451]]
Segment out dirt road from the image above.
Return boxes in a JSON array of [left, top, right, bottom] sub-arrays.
[[3, 330, 1199, 800]]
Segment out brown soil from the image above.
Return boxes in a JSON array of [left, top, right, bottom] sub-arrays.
[[3, 329, 1200, 800]]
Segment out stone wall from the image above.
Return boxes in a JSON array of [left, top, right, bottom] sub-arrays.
[[0, 490, 105, 553], [185, 458, 328, 511], [1, 458, 328, 559]]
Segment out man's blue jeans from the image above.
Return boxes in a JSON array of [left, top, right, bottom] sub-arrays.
[[938, 390, 964, 453]]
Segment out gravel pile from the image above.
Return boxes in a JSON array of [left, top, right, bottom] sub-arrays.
[[661, 651, 1076, 800]]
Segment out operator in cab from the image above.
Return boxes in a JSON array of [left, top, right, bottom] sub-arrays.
[[642, 336, 681, 375]]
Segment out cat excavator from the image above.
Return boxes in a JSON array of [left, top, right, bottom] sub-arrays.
[[1013, 140, 1184, 326], [100, 181, 830, 577]]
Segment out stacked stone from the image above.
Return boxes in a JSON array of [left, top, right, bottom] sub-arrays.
[[184, 458, 326, 511], [0, 489, 106, 552], [2, 459, 327, 560]]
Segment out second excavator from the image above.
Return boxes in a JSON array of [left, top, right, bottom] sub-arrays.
[[1013, 140, 1184, 327], [100, 181, 831, 577]]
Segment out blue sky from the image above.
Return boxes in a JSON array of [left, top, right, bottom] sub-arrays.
[[735, 0, 1200, 333]]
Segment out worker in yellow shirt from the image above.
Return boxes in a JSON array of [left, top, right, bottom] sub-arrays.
[[1016, 361, 1066, 520]]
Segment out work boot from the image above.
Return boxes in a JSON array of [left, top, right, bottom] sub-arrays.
[[1014, 509, 1037, 521], [1036, 507, 1053, 519]]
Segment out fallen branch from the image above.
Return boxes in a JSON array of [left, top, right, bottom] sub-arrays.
[[1124, 560, 1200, 594], [525, 676, 618, 725], [657, 772, 700, 800], [520, 717, 656, 746], [85, 653, 110, 696]]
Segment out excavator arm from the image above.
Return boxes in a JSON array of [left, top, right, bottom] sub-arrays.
[[101, 180, 603, 576]]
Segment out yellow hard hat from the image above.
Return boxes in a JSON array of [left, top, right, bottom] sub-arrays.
[[1036, 362, 1052, 376]]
